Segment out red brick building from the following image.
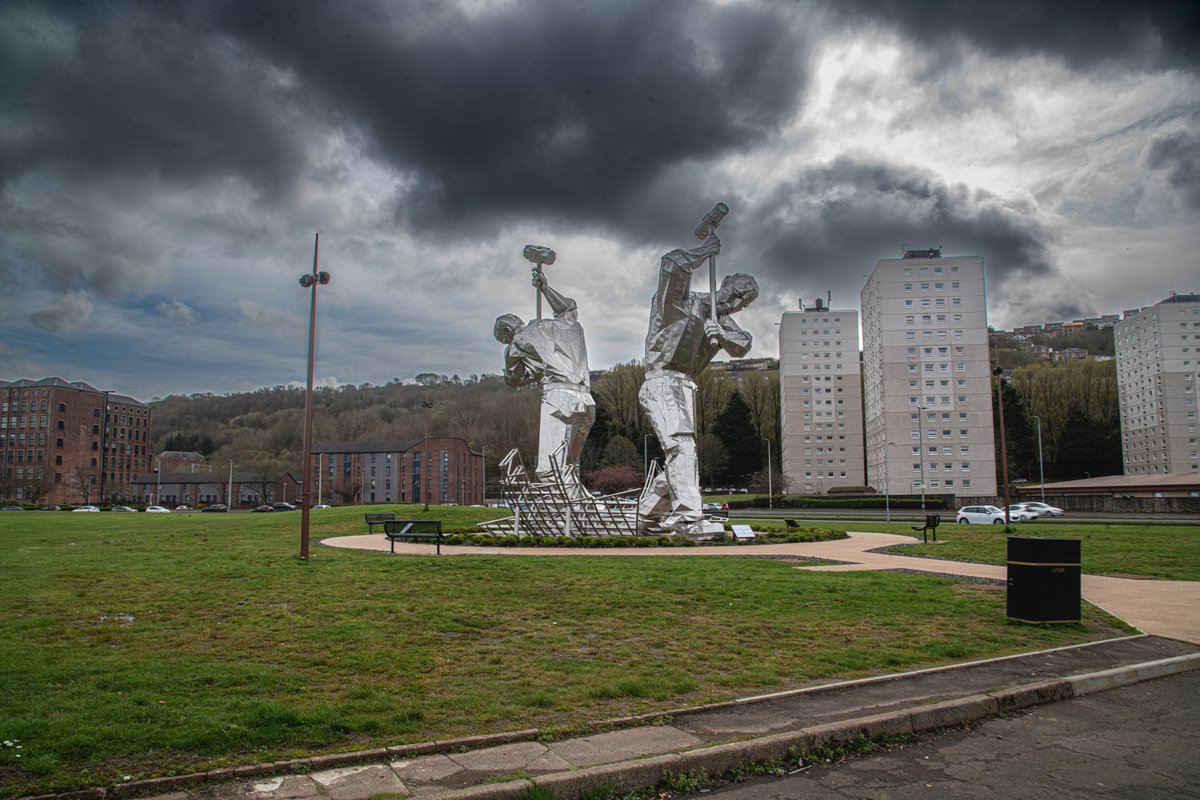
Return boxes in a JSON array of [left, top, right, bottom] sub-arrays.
[[312, 438, 482, 506], [0, 377, 152, 504]]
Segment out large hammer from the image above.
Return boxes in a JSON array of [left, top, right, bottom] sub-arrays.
[[523, 244, 556, 319], [694, 203, 729, 342]]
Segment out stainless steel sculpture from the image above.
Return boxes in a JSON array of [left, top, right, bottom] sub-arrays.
[[494, 246, 596, 480], [480, 443, 642, 537], [638, 204, 759, 534]]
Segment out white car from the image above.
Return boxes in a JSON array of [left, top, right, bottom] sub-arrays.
[[955, 505, 1012, 525], [145, 505, 172, 513], [1016, 501, 1064, 517], [72, 505, 100, 512], [1004, 505, 1039, 522]]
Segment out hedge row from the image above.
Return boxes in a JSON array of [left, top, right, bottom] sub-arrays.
[[724, 495, 946, 510]]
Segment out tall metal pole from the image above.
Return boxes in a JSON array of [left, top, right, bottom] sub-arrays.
[[155, 452, 163, 506], [1034, 415, 1045, 502], [762, 437, 772, 509], [481, 446, 486, 506], [317, 452, 323, 507], [993, 365, 1012, 525], [883, 437, 890, 523], [644, 433, 650, 479], [917, 407, 926, 511], [298, 233, 329, 560], [227, 459, 233, 510]]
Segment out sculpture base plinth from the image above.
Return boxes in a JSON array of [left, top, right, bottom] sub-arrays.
[[681, 520, 725, 540]]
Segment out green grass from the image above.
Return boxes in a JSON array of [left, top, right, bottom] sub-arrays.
[[848, 520, 1200, 582], [0, 507, 1135, 797]]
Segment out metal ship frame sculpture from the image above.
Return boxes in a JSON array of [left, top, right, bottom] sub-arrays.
[[480, 443, 648, 537]]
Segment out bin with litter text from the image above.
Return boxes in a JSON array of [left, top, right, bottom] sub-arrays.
[[1007, 536, 1080, 623]]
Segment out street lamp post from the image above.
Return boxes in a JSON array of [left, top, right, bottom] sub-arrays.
[[155, 451, 165, 506], [993, 365, 1012, 525], [298, 233, 330, 560], [762, 437, 772, 509], [882, 437, 890, 524], [481, 446, 487, 506], [226, 459, 233, 510], [1033, 415, 1045, 502], [917, 407, 926, 511]]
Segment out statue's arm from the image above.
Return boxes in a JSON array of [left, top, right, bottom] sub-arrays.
[[538, 278, 578, 321], [710, 317, 753, 358], [503, 345, 533, 387], [657, 231, 721, 311]]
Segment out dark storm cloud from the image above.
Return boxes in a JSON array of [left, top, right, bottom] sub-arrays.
[[745, 156, 1056, 287], [213, 0, 809, 234], [1146, 128, 1200, 209], [823, 0, 1199, 73], [0, 1, 317, 197]]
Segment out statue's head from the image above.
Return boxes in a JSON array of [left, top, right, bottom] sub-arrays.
[[493, 313, 525, 344], [716, 273, 759, 315]]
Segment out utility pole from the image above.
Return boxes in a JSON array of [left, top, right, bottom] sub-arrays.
[[993, 365, 1012, 525], [297, 233, 330, 559]]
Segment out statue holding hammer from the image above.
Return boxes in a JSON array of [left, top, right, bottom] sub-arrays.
[[494, 245, 596, 480], [638, 204, 759, 533]]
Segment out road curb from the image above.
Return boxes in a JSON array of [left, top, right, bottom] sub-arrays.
[[413, 654, 1200, 800]]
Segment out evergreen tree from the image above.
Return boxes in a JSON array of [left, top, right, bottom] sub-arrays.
[[713, 392, 761, 485]]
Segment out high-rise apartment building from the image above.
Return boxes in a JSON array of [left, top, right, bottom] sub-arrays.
[[860, 250, 996, 499], [779, 299, 864, 493], [0, 377, 152, 504], [1114, 292, 1200, 474]]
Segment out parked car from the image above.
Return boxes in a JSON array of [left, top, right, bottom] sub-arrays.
[[72, 505, 100, 512], [251, 505, 275, 512], [313, 504, 332, 509], [201, 503, 228, 513], [110, 505, 136, 512], [145, 505, 172, 513], [174, 505, 193, 511], [272, 502, 297, 511], [955, 505, 1011, 525], [702, 502, 729, 512], [1016, 501, 1064, 517], [1003, 505, 1039, 522], [36, 505, 61, 511], [1, 505, 24, 511]]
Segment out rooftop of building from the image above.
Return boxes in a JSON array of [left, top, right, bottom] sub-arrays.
[[0, 377, 148, 407]]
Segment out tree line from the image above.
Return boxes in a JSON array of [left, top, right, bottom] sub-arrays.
[[149, 367, 782, 496]]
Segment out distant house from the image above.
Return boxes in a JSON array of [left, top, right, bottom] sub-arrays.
[[131, 470, 300, 509], [312, 437, 482, 506]]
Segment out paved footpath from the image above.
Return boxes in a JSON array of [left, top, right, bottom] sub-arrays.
[[46, 532, 1200, 800]]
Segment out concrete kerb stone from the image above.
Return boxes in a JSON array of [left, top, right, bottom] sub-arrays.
[[1070, 652, 1200, 697], [989, 678, 1075, 713], [907, 694, 999, 733]]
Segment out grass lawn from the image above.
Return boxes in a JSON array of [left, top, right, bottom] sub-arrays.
[[820, 520, 1200, 582], [0, 506, 1133, 797]]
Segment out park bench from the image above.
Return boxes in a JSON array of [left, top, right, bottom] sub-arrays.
[[912, 514, 941, 543], [383, 519, 443, 555], [365, 512, 396, 532]]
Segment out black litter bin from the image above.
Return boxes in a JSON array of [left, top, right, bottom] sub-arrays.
[[1007, 537, 1081, 623]]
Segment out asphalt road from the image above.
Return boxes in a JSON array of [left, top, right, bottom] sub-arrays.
[[736, 508, 1200, 525], [687, 669, 1200, 800]]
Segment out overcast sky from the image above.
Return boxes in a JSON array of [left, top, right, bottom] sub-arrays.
[[2, 0, 1197, 400]]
